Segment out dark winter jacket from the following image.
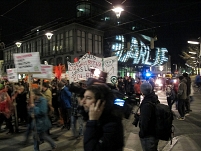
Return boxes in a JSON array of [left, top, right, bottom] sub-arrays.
[[84, 114, 124, 151], [177, 79, 187, 100], [59, 86, 72, 109], [139, 91, 159, 138]]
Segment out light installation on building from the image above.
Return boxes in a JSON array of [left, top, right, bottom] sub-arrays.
[[112, 35, 168, 66]]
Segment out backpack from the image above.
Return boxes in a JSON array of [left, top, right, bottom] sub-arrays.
[[147, 102, 174, 143]]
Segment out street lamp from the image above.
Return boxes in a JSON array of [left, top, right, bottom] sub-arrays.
[[112, 6, 124, 18], [45, 32, 53, 40], [15, 42, 22, 48]]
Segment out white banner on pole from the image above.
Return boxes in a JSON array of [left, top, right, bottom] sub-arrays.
[[6, 68, 18, 83], [32, 65, 53, 79], [13, 52, 41, 73], [103, 56, 118, 83]]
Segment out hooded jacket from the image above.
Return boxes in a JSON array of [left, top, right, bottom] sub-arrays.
[[139, 91, 159, 138], [178, 78, 187, 100]]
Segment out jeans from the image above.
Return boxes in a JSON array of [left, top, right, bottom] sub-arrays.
[[140, 136, 159, 151], [178, 99, 185, 117], [33, 132, 56, 151], [78, 116, 84, 136], [71, 115, 77, 137]]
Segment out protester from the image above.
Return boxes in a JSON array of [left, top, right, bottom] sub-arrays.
[[139, 82, 160, 151], [134, 77, 142, 104], [29, 88, 57, 151], [58, 82, 72, 130], [16, 85, 28, 124], [183, 73, 192, 115], [51, 84, 60, 122], [195, 73, 201, 88], [166, 85, 176, 110], [177, 76, 187, 120], [0, 84, 14, 134], [117, 77, 125, 94], [82, 84, 124, 151]]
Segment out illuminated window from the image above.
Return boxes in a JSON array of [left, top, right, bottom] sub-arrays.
[[88, 33, 92, 53], [77, 30, 86, 52]]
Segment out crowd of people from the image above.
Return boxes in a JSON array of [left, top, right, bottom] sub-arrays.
[[0, 73, 198, 151]]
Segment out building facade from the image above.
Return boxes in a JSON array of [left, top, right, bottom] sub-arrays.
[[1, 0, 171, 79]]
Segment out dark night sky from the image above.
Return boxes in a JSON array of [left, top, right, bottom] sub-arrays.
[[0, 0, 201, 65]]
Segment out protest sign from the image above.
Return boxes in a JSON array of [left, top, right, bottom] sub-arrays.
[[6, 68, 18, 83], [68, 53, 117, 83], [32, 65, 53, 79], [13, 52, 41, 73], [68, 54, 102, 83], [103, 56, 118, 83]]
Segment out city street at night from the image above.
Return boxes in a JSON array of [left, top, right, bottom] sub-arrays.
[[0, 87, 201, 151]]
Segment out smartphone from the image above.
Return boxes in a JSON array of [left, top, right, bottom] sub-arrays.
[[114, 98, 125, 107]]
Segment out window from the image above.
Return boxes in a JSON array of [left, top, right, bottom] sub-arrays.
[[65, 30, 73, 51], [51, 36, 56, 54], [94, 35, 102, 54], [65, 31, 69, 52], [88, 33, 92, 53], [4, 51, 7, 62], [37, 39, 42, 55], [69, 30, 73, 51], [43, 38, 48, 56], [60, 33, 63, 53], [77, 30, 86, 52]]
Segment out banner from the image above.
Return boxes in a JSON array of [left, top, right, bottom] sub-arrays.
[[68, 53, 118, 83], [6, 68, 18, 83], [13, 52, 41, 73], [103, 56, 118, 83], [32, 65, 53, 79]]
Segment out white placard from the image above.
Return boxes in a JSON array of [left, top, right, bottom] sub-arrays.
[[32, 65, 53, 79], [103, 56, 118, 83], [13, 52, 41, 73], [68, 53, 117, 83], [68, 54, 103, 83], [6, 68, 18, 83]]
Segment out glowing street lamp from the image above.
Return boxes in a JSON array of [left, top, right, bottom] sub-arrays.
[[187, 41, 199, 45], [15, 42, 22, 48], [112, 6, 124, 18], [45, 32, 53, 40], [189, 51, 196, 54]]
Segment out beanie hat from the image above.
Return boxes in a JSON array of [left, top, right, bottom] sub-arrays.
[[140, 82, 152, 95]]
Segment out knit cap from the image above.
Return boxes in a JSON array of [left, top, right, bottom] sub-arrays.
[[140, 82, 152, 95]]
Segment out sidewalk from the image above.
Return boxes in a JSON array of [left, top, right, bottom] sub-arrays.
[[163, 90, 201, 151]]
